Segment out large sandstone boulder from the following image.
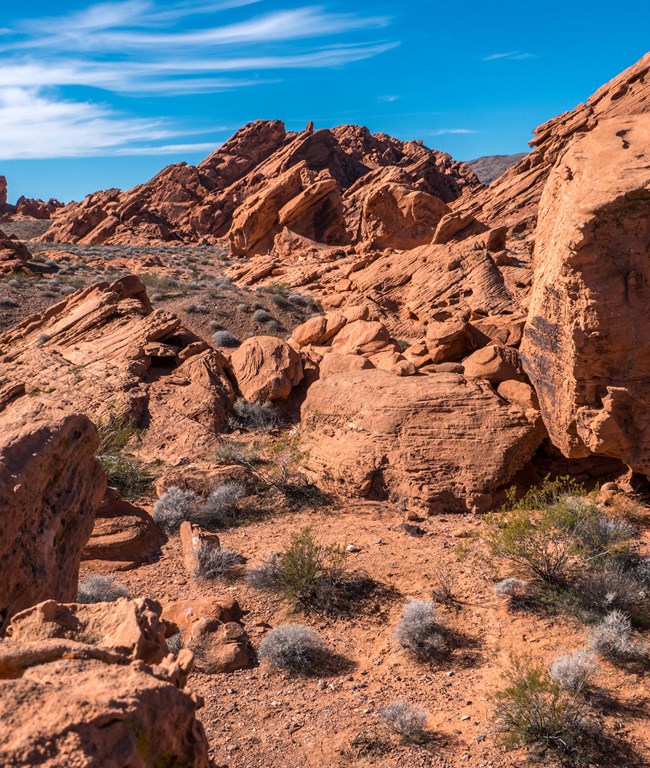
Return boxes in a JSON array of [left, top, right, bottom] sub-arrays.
[[521, 115, 650, 472], [300, 369, 544, 512], [0, 398, 105, 630], [0, 599, 210, 767], [230, 335, 303, 402]]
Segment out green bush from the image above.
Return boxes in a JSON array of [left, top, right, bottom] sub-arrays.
[[96, 414, 151, 500], [493, 656, 594, 762], [248, 527, 376, 615]]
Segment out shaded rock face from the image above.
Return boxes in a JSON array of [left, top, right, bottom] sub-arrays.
[[0, 275, 235, 461], [0, 599, 210, 768], [300, 369, 544, 513], [0, 398, 106, 631], [521, 115, 650, 472], [42, 120, 479, 251]]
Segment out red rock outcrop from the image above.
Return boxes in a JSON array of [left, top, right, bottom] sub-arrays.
[[164, 596, 254, 674], [82, 488, 164, 570], [14, 196, 63, 219], [520, 114, 650, 472], [462, 53, 650, 233], [42, 120, 479, 252], [0, 397, 105, 630], [300, 369, 544, 513], [230, 335, 303, 402], [0, 228, 31, 273], [0, 599, 210, 767], [0, 275, 235, 461]]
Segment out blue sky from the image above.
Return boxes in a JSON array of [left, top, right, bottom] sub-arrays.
[[1, 0, 648, 202]]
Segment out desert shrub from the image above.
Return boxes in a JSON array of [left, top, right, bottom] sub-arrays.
[[494, 577, 526, 597], [35, 332, 51, 347], [395, 600, 447, 660], [431, 567, 458, 606], [485, 493, 614, 587], [579, 563, 646, 617], [379, 702, 427, 743], [195, 545, 245, 581], [503, 475, 588, 511], [186, 303, 208, 314], [152, 487, 201, 533], [258, 624, 326, 675], [493, 656, 593, 762], [252, 308, 273, 323], [548, 650, 596, 691], [248, 527, 374, 615], [140, 273, 180, 292], [208, 320, 223, 331], [588, 611, 644, 660], [193, 482, 246, 528], [214, 440, 262, 466], [167, 633, 183, 655], [229, 398, 278, 432], [573, 513, 637, 557], [213, 330, 240, 348], [77, 575, 129, 604], [96, 415, 151, 500]]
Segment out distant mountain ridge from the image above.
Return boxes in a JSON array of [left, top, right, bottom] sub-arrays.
[[467, 153, 528, 184]]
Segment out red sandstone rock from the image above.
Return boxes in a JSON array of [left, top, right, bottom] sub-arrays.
[[0, 599, 209, 767], [230, 335, 303, 402], [520, 114, 650, 472], [300, 369, 544, 513], [0, 275, 235, 462], [0, 228, 31, 273], [0, 397, 105, 631]]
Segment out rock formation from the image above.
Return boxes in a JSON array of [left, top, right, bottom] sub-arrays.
[[461, 52, 650, 233], [0, 275, 235, 461], [0, 228, 31, 273], [230, 335, 304, 402], [301, 369, 544, 513], [42, 121, 479, 251], [0, 397, 105, 630], [0, 598, 210, 767], [520, 114, 650, 473]]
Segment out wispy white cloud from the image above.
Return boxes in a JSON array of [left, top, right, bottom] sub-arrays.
[[0, 1, 397, 159], [0, 87, 177, 159], [483, 51, 535, 61], [377, 94, 400, 103], [429, 128, 479, 136]]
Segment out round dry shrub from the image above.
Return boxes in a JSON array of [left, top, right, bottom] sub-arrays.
[[152, 486, 201, 534], [77, 575, 129, 604], [258, 624, 326, 675], [395, 600, 446, 660], [379, 702, 427, 743]]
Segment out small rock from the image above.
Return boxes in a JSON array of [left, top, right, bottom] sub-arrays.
[[346, 544, 361, 553]]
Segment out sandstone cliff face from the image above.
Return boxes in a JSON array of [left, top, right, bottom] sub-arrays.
[[462, 52, 650, 232], [0, 599, 210, 767], [520, 114, 650, 472], [0, 398, 106, 630], [42, 121, 479, 251], [0, 275, 235, 461], [301, 369, 544, 513]]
